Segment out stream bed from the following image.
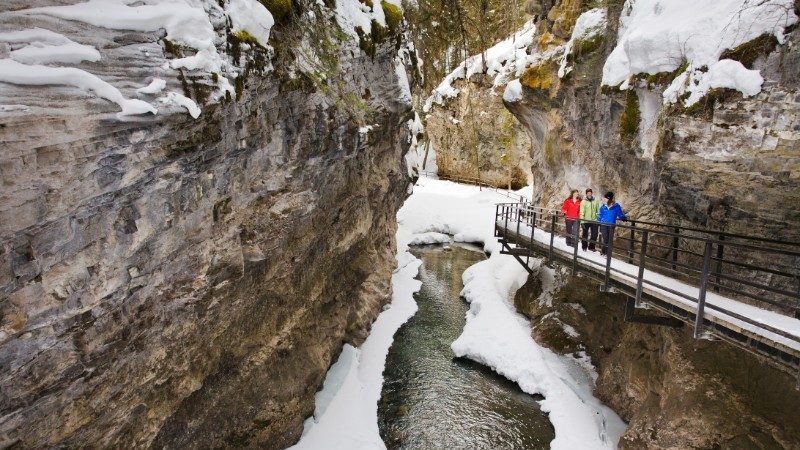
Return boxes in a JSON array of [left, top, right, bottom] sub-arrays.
[[378, 244, 555, 449]]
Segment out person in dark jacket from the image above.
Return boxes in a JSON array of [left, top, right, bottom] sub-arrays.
[[561, 190, 581, 247], [598, 191, 626, 256]]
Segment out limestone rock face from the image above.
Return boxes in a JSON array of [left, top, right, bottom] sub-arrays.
[[515, 269, 800, 449], [424, 76, 532, 188], [0, 2, 412, 448]]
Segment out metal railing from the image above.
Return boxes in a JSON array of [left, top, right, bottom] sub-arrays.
[[495, 202, 800, 345], [418, 170, 529, 203]]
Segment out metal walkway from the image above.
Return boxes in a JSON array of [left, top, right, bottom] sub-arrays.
[[495, 203, 800, 376]]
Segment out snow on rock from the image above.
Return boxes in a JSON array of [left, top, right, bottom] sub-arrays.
[[225, 0, 275, 46], [0, 28, 101, 65], [558, 8, 606, 78], [678, 59, 764, 106], [160, 91, 201, 118], [423, 20, 540, 112], [11, 0, 251, 117], [603, 0, 798, 105], [137, 78, 167, 95], [0, 58, 156, 117], [10, 41, 101, 65], [503, 78, 523, 103], [335, 0, 387, 38], [169, 48, 223, 72], [21, 0, 217, 52]]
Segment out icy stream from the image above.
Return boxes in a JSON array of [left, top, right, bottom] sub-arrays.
[[378, 244, 554, 448]]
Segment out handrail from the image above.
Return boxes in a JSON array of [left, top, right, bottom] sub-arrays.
[[498, 203, 800, 249], [509, 204, 800, 257], [494, 202, 800, 344]]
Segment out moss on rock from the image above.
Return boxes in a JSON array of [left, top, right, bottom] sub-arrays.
[[381, 0, 403, 33], [260, 0, 292, 22], [232, 30, 261, 47], [720, 34, 779, 69], [619, 89, 640, 142], [520, 61, 558, 92]]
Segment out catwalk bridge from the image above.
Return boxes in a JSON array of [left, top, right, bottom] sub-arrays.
[[495, 202, 800, 377]]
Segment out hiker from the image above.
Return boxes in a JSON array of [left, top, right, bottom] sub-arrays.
[[580, 188, 600, 251], [560, 189, 581, 247], [597, 191, 626, 256]]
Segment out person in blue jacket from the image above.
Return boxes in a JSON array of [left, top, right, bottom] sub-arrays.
[[597, 191, 626, 256]]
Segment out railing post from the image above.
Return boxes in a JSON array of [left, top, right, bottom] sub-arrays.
[[530, 211, 537, 248], [549, 214, 556, 261], [572, 218, 580, 275], [494, 204, 499, 237], [603, 226, 615, 291], [713, 234, 724, 292], [672, 227, 680, 271], [516, 204, 521, 238], [693, 240, 714, 339], [635, 230, 649, 307], [628, 221, 636, 264], [503, 205, 509, 243]]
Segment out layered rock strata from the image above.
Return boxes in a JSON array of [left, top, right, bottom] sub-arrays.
[[0, 1, 412, 448]]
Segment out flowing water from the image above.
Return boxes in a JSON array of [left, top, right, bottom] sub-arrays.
[[378, 244, 554, 449]]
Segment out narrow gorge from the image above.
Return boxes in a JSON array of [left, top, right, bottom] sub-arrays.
[[1, 0, 799, 449]]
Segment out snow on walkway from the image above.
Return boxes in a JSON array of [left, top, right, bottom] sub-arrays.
[[291, 178, 625, 449], [503, 220, 800, 352]]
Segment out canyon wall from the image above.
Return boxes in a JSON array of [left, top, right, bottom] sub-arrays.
[[0, 1, 412, 448]]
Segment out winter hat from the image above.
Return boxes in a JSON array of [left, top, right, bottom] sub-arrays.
[[604, 191, 614, 201]]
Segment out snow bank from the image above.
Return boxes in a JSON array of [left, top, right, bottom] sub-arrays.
[[603, 0, 798, 105], [452, 256, 626, 450], [0, 59, 156, 117]]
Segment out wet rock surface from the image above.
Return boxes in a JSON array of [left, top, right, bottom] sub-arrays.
[[0, 2, 412, 448]]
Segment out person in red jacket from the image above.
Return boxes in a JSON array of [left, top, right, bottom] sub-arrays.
[[560, 189, 582, 247]]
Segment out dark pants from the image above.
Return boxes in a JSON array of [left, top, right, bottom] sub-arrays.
[[565, 219, 577, 247], [600, 225, 614, 254], [581, 223, 598, 250]]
